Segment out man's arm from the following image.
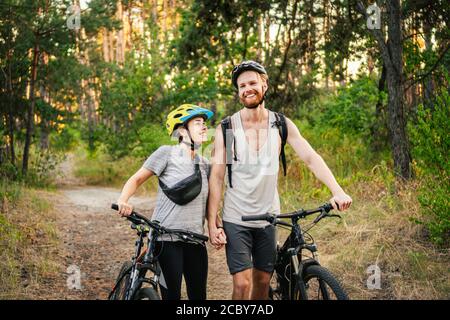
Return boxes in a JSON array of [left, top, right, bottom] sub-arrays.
[[207, 125, 227, 247], [285, 118, 352, 211]]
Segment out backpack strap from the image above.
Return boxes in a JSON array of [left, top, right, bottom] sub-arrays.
[[221, 116, 235, 188], [274, 112, 288, 176]]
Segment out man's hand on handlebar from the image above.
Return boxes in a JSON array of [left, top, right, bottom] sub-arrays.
[[117, 200, 133, 217], [330, 192, 352, 211]]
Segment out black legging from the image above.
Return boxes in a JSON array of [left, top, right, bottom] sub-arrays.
[[155, 241, 208, 300]]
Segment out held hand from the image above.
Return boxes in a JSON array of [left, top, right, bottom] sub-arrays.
[[117, 200, 133, 217], [217, 228, 227, 245], [330, 193, 352, 211], [209, 227, 227, 250]]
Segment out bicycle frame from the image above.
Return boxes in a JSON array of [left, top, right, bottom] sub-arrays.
[[109, 224, 161, 300], [125, 227, 162, 300], [273, 216, 318, 299], [272, 205, 340, 300], [109, 203, 209, 300]]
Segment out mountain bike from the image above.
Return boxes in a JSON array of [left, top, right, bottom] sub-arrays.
[[242, 202, 349, 300], [108, 203, 208, 300]]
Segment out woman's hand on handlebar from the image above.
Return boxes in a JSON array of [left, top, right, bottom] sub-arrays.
[[117, 200, 133, 217]]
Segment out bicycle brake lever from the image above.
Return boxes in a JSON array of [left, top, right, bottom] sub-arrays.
[[329, 214, 342, 219], [313, 211, 326, 224]]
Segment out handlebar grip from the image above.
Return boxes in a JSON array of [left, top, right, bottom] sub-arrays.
[[111, 203, 137, 215], [322, 202, 339, 211], [111, 203, 146, 225], [242, 214, 271, 222]]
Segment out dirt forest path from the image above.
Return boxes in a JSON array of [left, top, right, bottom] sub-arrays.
[[41, 154, 233, 300]]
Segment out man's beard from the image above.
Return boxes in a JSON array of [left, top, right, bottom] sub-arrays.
[[241, 91, 264, 109]]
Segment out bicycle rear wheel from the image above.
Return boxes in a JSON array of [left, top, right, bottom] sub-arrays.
[[109, 261, 132, 300], [294, 265, 348, 300]]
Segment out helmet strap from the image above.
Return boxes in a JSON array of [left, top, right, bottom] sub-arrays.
[[181, 128, 200, 151]]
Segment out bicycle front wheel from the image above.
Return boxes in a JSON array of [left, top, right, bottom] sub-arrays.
[[294, 265, 348, 300], [136, 287, 161, 300], [109, 261, 132, 300]]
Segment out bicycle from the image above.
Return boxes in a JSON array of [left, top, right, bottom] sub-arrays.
[[242, 202, 349, 300], [108, 203, 208, 300]]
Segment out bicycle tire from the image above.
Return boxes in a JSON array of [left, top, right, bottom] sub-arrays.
[[136, 287, 161, 300], [294, 265, 349, 300], [110, 261, 132, 300]]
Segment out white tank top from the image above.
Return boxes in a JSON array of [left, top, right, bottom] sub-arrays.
[[222, 110, 281, 228]]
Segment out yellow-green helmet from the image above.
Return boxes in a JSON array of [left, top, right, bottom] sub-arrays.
[[166, 104, 214, 136]]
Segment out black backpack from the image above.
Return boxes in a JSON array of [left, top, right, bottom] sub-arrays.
[[220, 112, 288, 188]]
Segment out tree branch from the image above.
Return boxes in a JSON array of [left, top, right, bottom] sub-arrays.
[[404, 44, 450, 91]]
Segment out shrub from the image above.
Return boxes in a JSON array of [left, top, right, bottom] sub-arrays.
[[409, 88, 450, 245]]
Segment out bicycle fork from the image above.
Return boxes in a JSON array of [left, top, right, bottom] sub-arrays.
[[288, 248, 302, 299]]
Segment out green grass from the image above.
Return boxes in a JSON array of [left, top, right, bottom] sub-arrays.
[[73, 144, 159, 196], [0, 181, 59, 299], [275, 123, 450, 299]]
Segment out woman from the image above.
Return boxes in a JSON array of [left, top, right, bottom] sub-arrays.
[[117, 104, 214, 300]]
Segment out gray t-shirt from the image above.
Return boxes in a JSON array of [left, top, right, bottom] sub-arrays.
[[143, 145, 209, 241]]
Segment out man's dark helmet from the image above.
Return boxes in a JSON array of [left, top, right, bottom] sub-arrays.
[[231, 60, 267, 89]]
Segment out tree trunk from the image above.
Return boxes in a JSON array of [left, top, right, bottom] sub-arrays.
[[102, 28, 110, 62], [23, 41, 40, 175], [376, 63, 387, 120], [39, 53, 49, 150], [358, 0, 412, 179], [7, 55, 16, 166], [324, 0, 330, 89], [385, 0, 411, 179], [87, 93, 95, 152], [423, 17, 434, 109], [257, 15, 264, 61], [163, 0, 168, 42], [264, 13, 271, 65], [116, 1, 125, 64], [370, 63, 387, 152], [274, 0, 299, 91], [152, 0, 158, 24]]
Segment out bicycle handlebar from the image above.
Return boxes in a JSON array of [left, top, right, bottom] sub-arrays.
[[111, 204, 209, 242], [241, 202, 340, 224]]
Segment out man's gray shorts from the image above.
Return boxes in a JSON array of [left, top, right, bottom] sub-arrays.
[[223, 221, 276, 275]]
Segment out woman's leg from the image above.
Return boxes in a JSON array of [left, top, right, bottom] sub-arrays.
[[182, 242, 208, 300], [155, 241, 183, 300]]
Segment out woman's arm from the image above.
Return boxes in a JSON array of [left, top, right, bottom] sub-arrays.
[[117, 167, 154, 216]]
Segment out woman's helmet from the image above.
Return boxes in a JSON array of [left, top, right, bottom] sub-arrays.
[[166, 104, 214, 136]]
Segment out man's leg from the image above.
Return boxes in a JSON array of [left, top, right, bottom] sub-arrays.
[[223, 221, 254, 300], [251, 268, 271, 299], [251, 224, 276, 300], [232, 268, 252, 300]]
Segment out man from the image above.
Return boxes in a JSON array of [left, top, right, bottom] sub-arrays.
[[207, 60, 352, 300]]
